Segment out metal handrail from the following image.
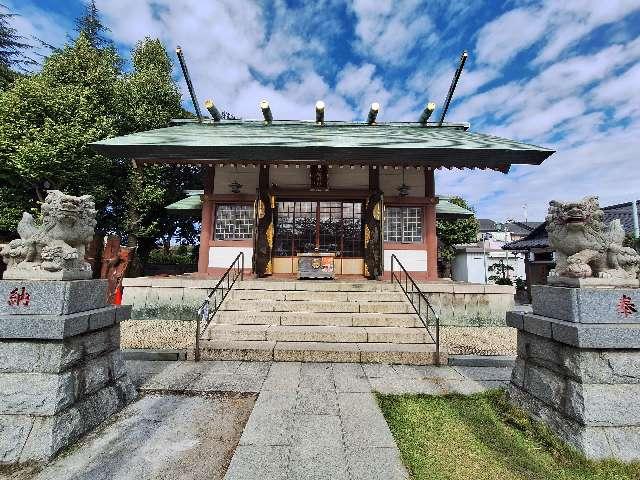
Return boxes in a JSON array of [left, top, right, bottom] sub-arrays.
[[389, 254, 441, 365], [194, 252, 244, 361]]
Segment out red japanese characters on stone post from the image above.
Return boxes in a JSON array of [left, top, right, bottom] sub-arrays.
[[616, 294, 637, 318], [7, 287, 30, 307]]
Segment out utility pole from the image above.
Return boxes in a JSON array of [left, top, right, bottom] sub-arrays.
[[504, 222, 510, 280], [482, 233, 491, 284], [632, 200, 639, 240]]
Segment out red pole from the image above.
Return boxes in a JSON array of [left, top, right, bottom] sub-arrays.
[[425, 169, 438, 280]]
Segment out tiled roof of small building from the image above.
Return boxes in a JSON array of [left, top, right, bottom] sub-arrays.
[[603, 201, 640, 234], [503, 222, 549, 250], [478, 219, 542, 235], [478, 219, 497, 231], [503, 202, 640, 251]]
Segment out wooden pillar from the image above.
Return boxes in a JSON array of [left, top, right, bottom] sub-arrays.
[[369, 165, 380, 191], [197, 166, 215, 275], [425, 168, 438, 280], [259, 164, 270, 191], [254, 165, 273, 277]]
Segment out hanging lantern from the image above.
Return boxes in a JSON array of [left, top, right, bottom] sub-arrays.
[[398, 168, 410, 197], [230, 180, 242, 194]]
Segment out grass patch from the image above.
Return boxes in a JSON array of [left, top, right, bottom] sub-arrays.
[[377, 390, 640, 480]]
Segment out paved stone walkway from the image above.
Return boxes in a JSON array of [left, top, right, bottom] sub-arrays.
[[128, 360, 511, 480], [7, 361, 511, 479]]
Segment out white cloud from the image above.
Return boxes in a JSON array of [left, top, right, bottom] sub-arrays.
[[475, 0, 640, 69], [336, 63, 393, 117], [350, 0, 434, 65], [475, 6, 549, 68], [533, 0, 640, 64], [12, 0, 640, 223], [96, 0, 353, 120], [452, 35, 640, 140], [592, 62, 640, 121]]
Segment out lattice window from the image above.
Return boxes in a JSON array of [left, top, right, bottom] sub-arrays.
[[384, 207, 423, 243], [214, 204, 254, 240]]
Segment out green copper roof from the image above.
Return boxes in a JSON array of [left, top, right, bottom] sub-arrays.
[[435, 197, 476, 217], [90, 120, 554, 172], [165, 190, 474, 218], [165, 190, 203, 212]]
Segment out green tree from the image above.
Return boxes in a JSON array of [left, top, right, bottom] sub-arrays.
[[488, 259, 514, 285], [436, 196, 479, 277], [118, 37, 200, 271], [0, 34, 197, 254], [0, 33, 125, 236], [74, 0, 111, 48], [0, 4, 35, 89]]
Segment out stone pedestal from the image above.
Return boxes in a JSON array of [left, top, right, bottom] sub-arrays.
[[0, 279, 137, 464], [507, 285, 640, 462]]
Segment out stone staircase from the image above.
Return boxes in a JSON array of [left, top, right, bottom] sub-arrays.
[[197, 280, 443, 365]]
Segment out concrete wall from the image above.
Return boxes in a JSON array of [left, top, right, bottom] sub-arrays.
[[417, 283, 515, 326], [121, 277, 514, 327], [209, 246, 253, 268], [384, 249, 427, 272]]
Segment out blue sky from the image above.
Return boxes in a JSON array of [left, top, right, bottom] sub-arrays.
[[7, 0, 640, 221]]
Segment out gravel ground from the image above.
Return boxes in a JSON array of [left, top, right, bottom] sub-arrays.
[[441, 326, 516, 356], [121, 320, 197, 349], [121, 320, 517, 356]]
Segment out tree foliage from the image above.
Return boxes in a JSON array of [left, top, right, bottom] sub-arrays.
[[74, 0, 111, 49], [436, 196, 479, 262], [0, 33, 124, 234], [0, 4, 35, 89], [0, 25, 198, 263], [119, 38, 200, 266], [488, 259, 515, 285]]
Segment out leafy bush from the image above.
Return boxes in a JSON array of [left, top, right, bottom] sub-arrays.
[[515, 277, 527, 290], [147, 247, 196, 265]]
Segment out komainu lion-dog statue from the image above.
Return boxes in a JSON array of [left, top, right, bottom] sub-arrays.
[[546, 196, 640, 282], [1, 190, 97, 279]]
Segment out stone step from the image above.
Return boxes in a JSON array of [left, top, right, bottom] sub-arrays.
[[203, 324, 430, 344], [214, 311, 419, 327], [221, 299, 410, 314], [233, 280, 398, 292], [229, 289, 406, 302], [195, 340, 443, 365]]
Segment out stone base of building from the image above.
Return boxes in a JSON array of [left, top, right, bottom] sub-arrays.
[[506, 285, 640, 462], [0, 279, 137, 464]]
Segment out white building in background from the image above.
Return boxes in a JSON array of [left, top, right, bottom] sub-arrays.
[[452, 241, 526, 284], [452, 218, 539, 284]]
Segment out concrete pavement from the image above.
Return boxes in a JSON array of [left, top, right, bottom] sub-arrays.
[[8, 360, 511, 480]]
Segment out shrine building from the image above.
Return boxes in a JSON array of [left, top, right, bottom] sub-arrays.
[[91, 115, 553, 280]]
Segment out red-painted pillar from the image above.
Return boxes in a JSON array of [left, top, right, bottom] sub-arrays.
[[197, 166, 215, 275], [425, 169, 438, 280]]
